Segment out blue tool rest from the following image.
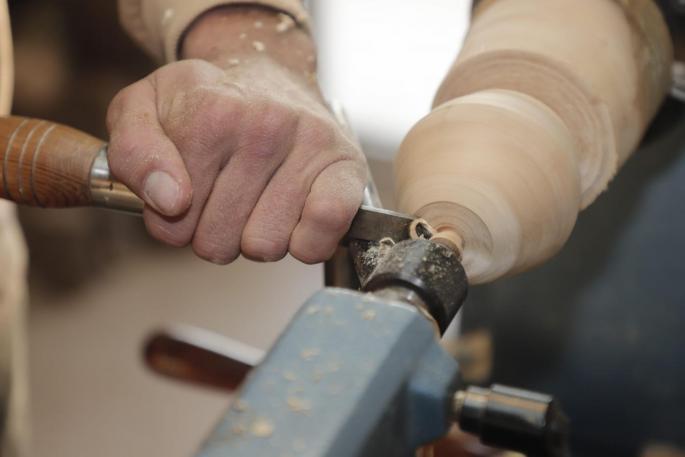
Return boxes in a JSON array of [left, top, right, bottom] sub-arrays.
[[196, 288, 459, 457]]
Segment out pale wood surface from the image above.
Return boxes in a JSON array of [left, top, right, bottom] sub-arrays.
[[395, 0, 673, 284], [0, 1, 31, 455], [0, 201, 28, 457]]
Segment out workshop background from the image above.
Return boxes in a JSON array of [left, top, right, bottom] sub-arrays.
[[6, 0, 685, 456]]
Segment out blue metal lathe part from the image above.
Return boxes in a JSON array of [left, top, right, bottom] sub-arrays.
[[195, 288, 459, 457]]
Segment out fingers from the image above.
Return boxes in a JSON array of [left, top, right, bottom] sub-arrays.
[[108, 59, 368, 264], [107, 78, 192, 217], [239, 146, 322, 262], [289, 159, 366, 264], [136, 61, 241, 247], [191, 105, 298, 264], [241, 118, 367, 263]]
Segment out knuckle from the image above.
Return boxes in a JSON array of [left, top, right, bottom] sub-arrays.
[[192, 236, 240, 265], [198, 89, 243, 129], [238, 102, 298, 160], [296, 114, 367, 167], [340, 156, 369, 187], [262, 102, 298, 134], [157, 63, 244, 146], [304, 197, 355, 234], [171, 87, 243, 146], [296, 113, 337, 151], [289, 240, 330, 265], [333, 138, 366, 166], [342, 141, 367, 164], [107, 131, 141, 175], [106, 90, 126, 131], [144, 218, 192, 248], [241, 234, 288, 262], [106, 82, 149, 132]]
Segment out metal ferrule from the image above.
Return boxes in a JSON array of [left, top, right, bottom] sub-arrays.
[[452, 385, 570, 457], [89, 147, 144, 213]]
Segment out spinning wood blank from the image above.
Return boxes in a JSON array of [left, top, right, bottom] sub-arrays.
[[395, 0, 674, 284]]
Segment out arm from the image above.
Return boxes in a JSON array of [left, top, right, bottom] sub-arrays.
[[109, 2, 367, 265], [395, 0, 673, 284], [118, 0, 310, 62]]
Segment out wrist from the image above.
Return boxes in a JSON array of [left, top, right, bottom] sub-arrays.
[[181, 6, 320, 91]]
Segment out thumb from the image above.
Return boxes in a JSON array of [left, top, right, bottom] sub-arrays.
[[107, 78, 192, 217]]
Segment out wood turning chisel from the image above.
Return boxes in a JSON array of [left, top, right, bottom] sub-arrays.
[[0, 115, 415, 244], [0, 114, 570, 456]]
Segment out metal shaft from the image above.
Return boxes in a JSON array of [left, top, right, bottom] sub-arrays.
[[89, 147, 144, 212], [452, 385, 570, 457]]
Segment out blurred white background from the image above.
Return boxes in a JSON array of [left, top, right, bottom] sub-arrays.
[[313, 0, 471, 159]]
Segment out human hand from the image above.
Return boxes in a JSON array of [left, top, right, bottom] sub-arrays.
[[106, 10, 366, 265]]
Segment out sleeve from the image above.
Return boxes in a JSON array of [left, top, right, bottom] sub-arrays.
[[118, 0, 309, 63]]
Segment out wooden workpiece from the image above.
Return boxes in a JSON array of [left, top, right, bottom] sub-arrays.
[[396, 0, 674, 284]]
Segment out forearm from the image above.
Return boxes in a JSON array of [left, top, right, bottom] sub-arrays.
[[118, 0, 309, 62], [181, 6, 319, 92]]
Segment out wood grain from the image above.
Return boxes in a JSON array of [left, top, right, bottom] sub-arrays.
[[395, 0, 673, 284], [0, 116, 105, 207]]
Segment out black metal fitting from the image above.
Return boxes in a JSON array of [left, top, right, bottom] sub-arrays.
[[362, 239, 468, 333], [454, 385, 570, 457]]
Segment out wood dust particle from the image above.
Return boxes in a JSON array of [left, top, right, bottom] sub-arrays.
[[239, 32, 247, 40], [252, 41, 266, 52], [251, 418, 274, 438], [283, 371, 297, 381], [161, 8, 174, 25], [276, 14, 295, 33], [300, 348, 320, 360], [306, 305, 320, 315], [362, 310, 377, 320], [287, 396, 311, 413], [313, 368, 324, 382], [227, 58, 240, 67], [233, 399, 248, 412], [293, 439, 307, 452], [253, 20, 264, 29], [232, 423, 247, 435]]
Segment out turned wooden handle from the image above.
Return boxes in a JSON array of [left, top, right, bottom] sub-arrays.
[[0, 115, 105, 207]]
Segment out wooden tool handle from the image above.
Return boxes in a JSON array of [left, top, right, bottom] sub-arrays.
[[0, 115, 105, 207]]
